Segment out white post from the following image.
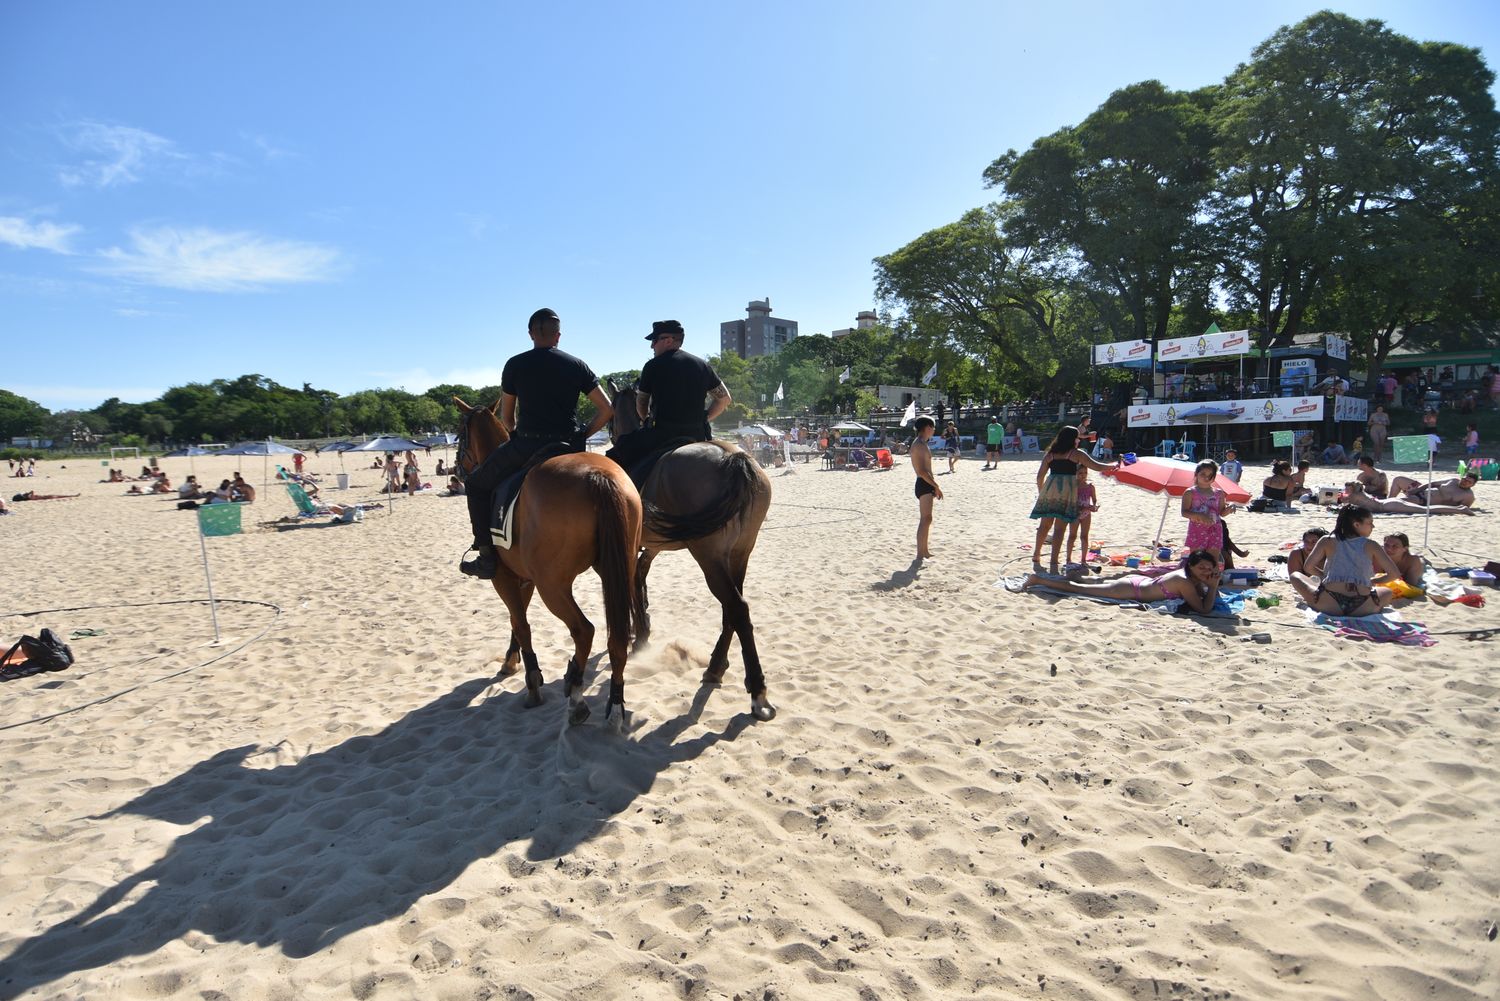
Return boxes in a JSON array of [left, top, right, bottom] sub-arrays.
[[1423, 447, 1434, 551], [197, 527, 222, 644]]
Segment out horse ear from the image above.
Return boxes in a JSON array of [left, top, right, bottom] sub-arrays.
[[605, 377, 618, 397], [453, 396, 471, 412], [490, 397, 502, 414]]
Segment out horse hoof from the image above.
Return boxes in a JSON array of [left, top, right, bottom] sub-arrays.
[[524, 690, 543, 709], [702, 661, 728, 684], [751, 696, 777, 722], [498, 659, 521, 678], [605, 709, 626, 735], [568, 700, 591, 726]]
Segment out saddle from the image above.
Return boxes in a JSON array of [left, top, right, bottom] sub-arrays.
[[488, 442, 575, 550], [623, 437, 698, 490]]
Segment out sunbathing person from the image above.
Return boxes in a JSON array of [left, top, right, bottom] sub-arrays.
[[1021, 549, 1222, 614], [231, 473, 256, 502], [107, 468, 125, 483], [1291, 505, 1403, 617], [1291, 460, 1312, 499], [150, 476, 174, 494], [1375, 532, 1425, 587], [1387, 473, 1478, 509], [178, 475, 203, 498], [1342, 481, 1473, 515], [12, 491, 81, 501], [1354, 455, 1388, 498], [1287, 527, 1328, 578], [1260, 460, 1297, 509], [203, 479, 234, 504]]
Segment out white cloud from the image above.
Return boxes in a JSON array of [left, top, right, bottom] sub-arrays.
[[96, 226, 341, 292], [0, 216, 80, 253], [58, 121, 182, 188]]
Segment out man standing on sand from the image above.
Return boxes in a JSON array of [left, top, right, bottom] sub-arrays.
[[911, 416, 942, 559], [984, 414, 1004, 470]]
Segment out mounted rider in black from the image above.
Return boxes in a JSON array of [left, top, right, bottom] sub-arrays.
[[459, 308, 615, 580], [606, 320, 731, 471]]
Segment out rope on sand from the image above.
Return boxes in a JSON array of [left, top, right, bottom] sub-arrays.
[[0, 598, 282, 731]]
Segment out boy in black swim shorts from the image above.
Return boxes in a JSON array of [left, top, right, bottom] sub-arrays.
[[911, 417, 942, 558]]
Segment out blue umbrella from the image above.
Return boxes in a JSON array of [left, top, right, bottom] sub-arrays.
[[219, 440, 301, 456], [1176, 405, 1239, 457], [348, 435, 429, 453], [417, 433, 457, 447], [321, 440, 358, 452], [162, 446, 211, 457]]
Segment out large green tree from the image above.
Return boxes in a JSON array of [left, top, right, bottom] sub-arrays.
[[0, 390, 49, 439], [1210, 11, 1500, 348], [985, 79, 1217, 346]]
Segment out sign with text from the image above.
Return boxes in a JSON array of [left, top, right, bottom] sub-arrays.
[[1279, 357, 1316, 391], [1156, 329, 1253, 363], [1324, 334, 1348, 360], [1332, 395, 1368, 422], [1092, 339, 1153, 367], [1127, 396, 1325, 428]]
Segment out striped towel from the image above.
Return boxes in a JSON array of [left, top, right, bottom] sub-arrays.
[[1304, 608, 1436, 646]]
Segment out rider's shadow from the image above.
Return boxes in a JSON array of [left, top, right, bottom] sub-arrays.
[[0, 675, 750, 998]]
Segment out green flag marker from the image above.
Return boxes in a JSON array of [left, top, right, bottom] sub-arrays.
[[1390, 435, 1429, 465], [1271, 430, 1294, 447], [197, 503, 242, 537]]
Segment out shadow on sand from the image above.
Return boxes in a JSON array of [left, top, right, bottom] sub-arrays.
[[0, 672, 751, 997]]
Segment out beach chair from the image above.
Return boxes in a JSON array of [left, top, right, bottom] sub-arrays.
[[1154, 440, 1176, 457], [1179, 440, 1197, 460], [284, 479, 332, 517]]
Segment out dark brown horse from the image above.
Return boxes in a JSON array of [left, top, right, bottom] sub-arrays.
[[455, 398, 642, 729], [609, 384, 776, 721]]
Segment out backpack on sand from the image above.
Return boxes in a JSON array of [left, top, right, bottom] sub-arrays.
[[1, 628, 75, 672]]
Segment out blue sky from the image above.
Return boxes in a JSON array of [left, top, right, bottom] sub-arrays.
[[3, 1, 1497, 412]]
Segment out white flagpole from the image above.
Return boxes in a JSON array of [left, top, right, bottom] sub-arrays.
[[197, 523, 222, 644]]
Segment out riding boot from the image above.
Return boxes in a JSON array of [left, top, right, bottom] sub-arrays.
[[460, 543, 498, 579]]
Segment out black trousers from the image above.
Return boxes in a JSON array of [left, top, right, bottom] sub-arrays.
[[606, 422, 708, 470], [465, 438, 553, 547]]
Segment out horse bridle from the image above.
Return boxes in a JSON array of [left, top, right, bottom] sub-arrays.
[[454, 409, 476, 483]]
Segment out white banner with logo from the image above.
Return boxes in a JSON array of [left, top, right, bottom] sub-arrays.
[[1092, 339, 1152, 366], [1127, 396, 1326, 428], [1324, 334, 1347, 360], [1333, 395, 1368, 422], [1156, 329, 1254, 363]]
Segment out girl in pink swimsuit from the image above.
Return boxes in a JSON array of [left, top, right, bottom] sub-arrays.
[[1181, 460, 1228, 565]]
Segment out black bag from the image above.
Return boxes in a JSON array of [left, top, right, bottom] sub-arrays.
[[2, 628, 75, 672]]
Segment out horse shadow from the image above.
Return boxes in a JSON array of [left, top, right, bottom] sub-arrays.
[[0, 674, 750, 998]]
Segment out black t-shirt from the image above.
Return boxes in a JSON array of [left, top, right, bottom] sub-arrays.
[[500, 346, 599, 435], [638, 349, 720, 427]]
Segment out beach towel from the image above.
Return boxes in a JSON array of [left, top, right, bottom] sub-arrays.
[[1304, 608, 1437, 646]]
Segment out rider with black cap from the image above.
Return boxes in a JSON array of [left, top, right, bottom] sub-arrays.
[[606, 319, 731, 470], [460, 308, 615, 579]]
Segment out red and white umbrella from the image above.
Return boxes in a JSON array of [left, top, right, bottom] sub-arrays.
[[1101, 456, 1251, 552]]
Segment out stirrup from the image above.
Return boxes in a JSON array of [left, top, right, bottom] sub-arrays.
[[460, 549, 497, 580]]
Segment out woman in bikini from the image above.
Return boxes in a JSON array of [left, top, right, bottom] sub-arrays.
[[1291, 505, 1404, 617], [1020, 549, 1223, 614], [1341, 481, 1473, 516], [1029, 426, 1119, 575], [1261, 459, 1296, 509]]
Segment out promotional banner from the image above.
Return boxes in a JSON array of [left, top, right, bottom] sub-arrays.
[[1127, 396, 1325, 428], [1324, 334, 1348, 360], [1278, 357, 1316, 392], [1156, 329, 1253, 363], [1333, 395, 1368, 422], [1092, 339, 1152, 367]]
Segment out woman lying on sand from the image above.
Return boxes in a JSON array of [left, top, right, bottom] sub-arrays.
[[1291, 506, 1404, 617], [1342, 481, 1473, 515], [1021, 549, 1222, 613]]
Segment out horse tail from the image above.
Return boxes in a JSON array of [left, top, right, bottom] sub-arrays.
[[588, 468, 639, 647], [646, 448, 758, 542]]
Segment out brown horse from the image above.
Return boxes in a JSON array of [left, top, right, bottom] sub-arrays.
[[455, 398, 642, 729], [608, 384, 776, 721]]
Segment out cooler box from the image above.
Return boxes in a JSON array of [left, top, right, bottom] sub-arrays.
[[1223, 568, 1258, 586], [1315, 486, 1339, 505]]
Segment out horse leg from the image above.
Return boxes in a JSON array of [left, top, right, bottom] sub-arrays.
[[492, 571, 543, 707], [632, 549, 656, 650], [498, 580, 534, 676], [535, 578, 596, 727], [698, 551, 775, 722]]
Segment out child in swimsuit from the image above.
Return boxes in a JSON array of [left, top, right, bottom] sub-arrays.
[[1065, 467, 1098, 567], [1181, 460, 1227, 564]]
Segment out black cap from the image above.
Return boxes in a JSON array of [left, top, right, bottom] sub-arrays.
[[528, 308, 559, 330], [647, 319, 684, 342]]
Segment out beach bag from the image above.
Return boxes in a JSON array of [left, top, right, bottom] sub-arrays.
[[2, 628, 75, 672]]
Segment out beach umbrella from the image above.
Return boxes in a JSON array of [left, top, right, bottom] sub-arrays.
[[219, 439, 300, 491], [347, 436, 428, 453], [1102, 456, 1251, 552], [162, 445, 210, 476], [732, 424, 783, 439], [417, 432, 459, 469], [1177, 405, 1238, 454], [831, 421, 873, 432]]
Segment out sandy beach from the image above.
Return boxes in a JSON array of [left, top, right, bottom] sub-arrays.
[[1, 450, 1497, 1000]]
